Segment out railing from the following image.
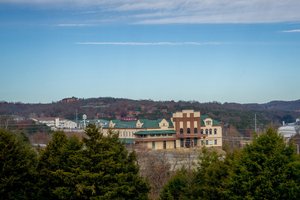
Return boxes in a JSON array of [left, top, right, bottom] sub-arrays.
[[176, 133, 205, 138]]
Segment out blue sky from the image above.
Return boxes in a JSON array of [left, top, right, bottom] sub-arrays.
[[0, 0, 300, 104]]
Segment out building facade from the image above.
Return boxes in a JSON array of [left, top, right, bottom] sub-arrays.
[[32, 117, 77, 130], [102, 110, 222, 150]]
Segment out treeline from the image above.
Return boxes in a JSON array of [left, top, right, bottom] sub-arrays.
[[1, 98, 300, 132], [1, 127, 300, 200]]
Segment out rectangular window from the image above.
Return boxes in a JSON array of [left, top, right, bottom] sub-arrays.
[[194, 138, 197, 146], [201, 129, 203, 134], [214, 139, 217, 145], [206, 140, 209, 145], [201, 140, 205, 146], [187, 128, 191, 134], [205, 129, 208, 134], [163, 141, 166, 149], [194, 128, 198, 134], [152, 141, 155, 149]]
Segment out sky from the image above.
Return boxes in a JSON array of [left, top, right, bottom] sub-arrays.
[[0, 0, 300, 104]]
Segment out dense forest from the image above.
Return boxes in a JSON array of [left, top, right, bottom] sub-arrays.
[[1, 127, 300, 199]]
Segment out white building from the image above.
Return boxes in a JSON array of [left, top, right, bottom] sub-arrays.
[[32, 117, 77, 130], [278, 119, 300, 139]]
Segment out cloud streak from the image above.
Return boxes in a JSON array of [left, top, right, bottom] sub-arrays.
[[76, 41, 223, 46], [282, 29, 300, 33], [56, 23, 96, 27], [2, 0, 300, 24]]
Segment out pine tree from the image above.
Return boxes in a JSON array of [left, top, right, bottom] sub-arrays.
[[229, 128, 300, 200], [37, 131, 83, 199], [37, 125, 149, 199], [0, 129, 38, 200]]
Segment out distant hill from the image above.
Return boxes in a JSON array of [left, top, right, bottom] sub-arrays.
[[1, 97, 300, 134]]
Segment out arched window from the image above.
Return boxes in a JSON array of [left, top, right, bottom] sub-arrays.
[[180, 128, 183, 134]]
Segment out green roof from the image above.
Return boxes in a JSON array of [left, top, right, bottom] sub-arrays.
[[112, 120, 137, 129], [140, 119, 160, 128], [110, 119, 174, 129], [134, 130, 176, 135], [201, 115, 221, 126]]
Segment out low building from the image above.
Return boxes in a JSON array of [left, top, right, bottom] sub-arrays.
[[278, 119, 300, 139], [32, 117, 77, 130], [278, 119, 300, 154]]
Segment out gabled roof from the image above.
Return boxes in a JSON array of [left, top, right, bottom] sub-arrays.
[[201, 115, 221, 126]]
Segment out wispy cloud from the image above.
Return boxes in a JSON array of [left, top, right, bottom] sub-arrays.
[[56, 23, 96, 27], [2, 0, 300, 24], [76, 41, 223, 46], [282, 29, 300, 33]]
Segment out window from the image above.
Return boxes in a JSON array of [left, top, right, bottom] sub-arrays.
[[163, 141, 166, 149], [152, 141, 155, 149], [180, 128, 183, 134], [214, 128, 217, 135], [194, 128, 198, 134], [206, 120, 211, 126], [205, 129, 208, 134], [194, 138, 198, 146], [174, 140, 176, 149], [187, 128, 191, 134], [206, 140, 209, 145], [201, 140, 205, 145], [180, 139, 184, 147], [214, 139, 217, 145], [201, 129, 203, 134], [209, 129, 212, 135]]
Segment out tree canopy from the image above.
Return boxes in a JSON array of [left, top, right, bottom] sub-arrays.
[[229, 128, 300, 200], [0, 129, 38, 200], [161, 128, 300, 200], [37, 125, 149, 199]]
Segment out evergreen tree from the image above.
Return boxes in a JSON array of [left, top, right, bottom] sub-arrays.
[[0, 129, 38, 200], [37, 131, 83, 199], [37, 125, 149, 199], [229, 128, 300, 200], [80, 125, 149, 199], [160, 148, 232, 200], [188, 148, 232, 200], [159, 169, 191, 200]]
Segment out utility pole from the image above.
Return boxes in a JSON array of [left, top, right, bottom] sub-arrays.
[[75, 109, 78, 128], [255, 114, 257, 133]]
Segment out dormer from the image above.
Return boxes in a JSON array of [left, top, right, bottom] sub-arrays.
[[204, 118, 213, 127], [136, 120, 144, 128], [109, 120, 115, 128], [159, 119, 169, 129]]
